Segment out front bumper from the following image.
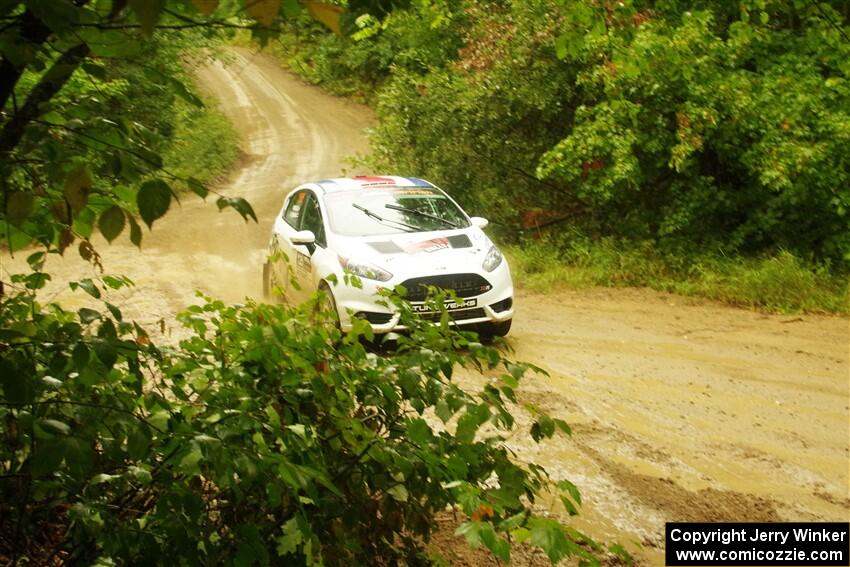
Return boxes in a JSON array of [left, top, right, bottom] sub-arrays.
[[331, 261, 514, 333]]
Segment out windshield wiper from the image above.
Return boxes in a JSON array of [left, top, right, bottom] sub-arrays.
[[352, 203, 418, 232], [384, 204, 460, 229]]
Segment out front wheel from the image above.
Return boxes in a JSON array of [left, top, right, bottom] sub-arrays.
[[479, 319, 512, 339], [315, 282, 340, 330]]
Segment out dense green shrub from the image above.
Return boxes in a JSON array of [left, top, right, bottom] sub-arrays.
[[275, 0, 850, 266], [1, 272, 599, 565]]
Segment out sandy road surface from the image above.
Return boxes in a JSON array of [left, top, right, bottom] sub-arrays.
[[3, 48, 847, 565], [491, 288, 849, 564], [2, 47, 373, 330]]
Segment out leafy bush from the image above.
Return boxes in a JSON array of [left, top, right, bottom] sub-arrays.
[[275, 0, 849, 267], [1, 271, 601, 565]]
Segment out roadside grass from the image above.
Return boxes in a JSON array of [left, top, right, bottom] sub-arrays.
[[507, 238, 849, 315], [163, 94, 240, 185]]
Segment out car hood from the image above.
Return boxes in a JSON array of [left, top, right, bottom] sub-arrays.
[[333, 228, 494, 275]]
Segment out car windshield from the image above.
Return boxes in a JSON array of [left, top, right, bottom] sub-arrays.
[[325, 187, 470, 236]]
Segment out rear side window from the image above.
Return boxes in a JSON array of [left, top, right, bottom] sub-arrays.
[[284, 190, 307, 228]]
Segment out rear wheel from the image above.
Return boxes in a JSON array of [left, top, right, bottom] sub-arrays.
[[479, 319, 512, 339], [262, 262, 271, 299]]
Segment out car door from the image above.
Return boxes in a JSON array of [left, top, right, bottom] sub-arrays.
[[292, 192, 327, 302], [270, 189, 308, 300], [270, 189, 327, 303]]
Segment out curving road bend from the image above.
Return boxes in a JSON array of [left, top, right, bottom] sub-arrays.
[[3, 48, 847, 565], [3, 47, 372, 334]]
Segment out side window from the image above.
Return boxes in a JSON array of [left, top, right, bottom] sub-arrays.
[[284, 190, 307, 228], [300, 194, 326, 247]]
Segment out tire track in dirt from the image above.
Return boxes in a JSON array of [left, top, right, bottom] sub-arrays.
[[480, 288, 849, 564], [2, 48, 372, 335]]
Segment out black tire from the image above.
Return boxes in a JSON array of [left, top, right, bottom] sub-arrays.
[[262, 262, 271, 299], [479, 319, 512, 338], [316, 282, 340, 329]]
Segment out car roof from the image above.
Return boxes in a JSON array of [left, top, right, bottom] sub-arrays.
[[311, 176, 436, 193]]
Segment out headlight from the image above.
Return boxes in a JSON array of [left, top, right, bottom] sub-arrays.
[[482, 245, 503, 272], [340, 257, 393, 282]]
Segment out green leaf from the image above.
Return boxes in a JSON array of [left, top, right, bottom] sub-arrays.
[[105, 302, 123, 321], [81, 61, 107, 80], [6, 192, 34, 224], [90, 473, 119, 485], [42, 419, 71, 435], [72, 207, 96, 238], [128, 215, 142, 247], [558, 479, 582, 506], [217, 196, 257, 222], [276, 518, 303, 556], [98, 205, 126, 243], [63, 165, 92, 214], [94, 339, 118, 370], [435, 399, 453, 422], [286, 423, 307, 439], [128, 426, 151, 459], [554, 418, 572, 435], [247, 0, 281, 25], [71, 278, 101, 299], [2, 222, 34, 251], [187, 177, 208, 199], [455, 521, 483, 548], [0, 358, 35, 404], [72, 343, 90, 370], [78, 307, 101, 324], [528, 518, 571, 563], [191, 0, 220, 16], [479, 522, 510, 562], [386, 484, 409, 502], [455, 404, 489, 444], [179, 443, 204, 475], [406, 417, 432, 445], [538, 415, 555, 438], [137, 179, 172, 228], [129, 0, 166, 35], [560, 495, 579, 516]]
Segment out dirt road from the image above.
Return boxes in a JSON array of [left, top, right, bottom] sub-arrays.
[[5, 48, 847, 565]]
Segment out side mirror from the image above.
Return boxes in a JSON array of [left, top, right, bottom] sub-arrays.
[[290, 230, 316, 246], [469, 216, 489, 229]]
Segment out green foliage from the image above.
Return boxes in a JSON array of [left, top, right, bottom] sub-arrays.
[[508, 234, 849, 314], [0, 1, 302, 257], [0, 1, 604, 565], [255, 1, 468, 102], [272, 0, 850, 269], [163, 95, 240, 185], [1, 275, 595, 564]]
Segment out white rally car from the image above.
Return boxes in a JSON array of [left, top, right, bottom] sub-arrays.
[[263, 176, 513, 337]]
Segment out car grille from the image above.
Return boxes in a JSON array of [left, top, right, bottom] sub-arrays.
[[400, 273, 492, 302], [418, 308, 486, 323]]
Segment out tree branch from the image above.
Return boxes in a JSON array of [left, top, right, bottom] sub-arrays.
[[0, 42, 90, 157], [0, 9, 52, 111]]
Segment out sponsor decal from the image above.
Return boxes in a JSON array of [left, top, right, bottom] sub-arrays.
[[411, 298, 477, 313], [353, 175, 396, 187], [393, 189, 436, 196], [401, 237, 450, 254]]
